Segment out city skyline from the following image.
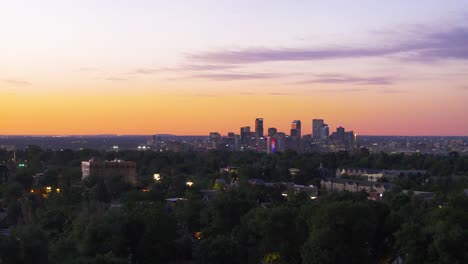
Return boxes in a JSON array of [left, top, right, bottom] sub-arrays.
[[1, 1, 468, 136]]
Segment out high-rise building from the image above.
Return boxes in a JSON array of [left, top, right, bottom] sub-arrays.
[[275, 132, 287, 152], [255, 118, 264, 138], [291, 120, 302, 138], [312, 119, 324, 139], [267, 127, 277, 137], [336, 126, 345, 141], [344, 131, 356, 150], [291, 120, 301, 130], [321, 124, 330, 139], [240, 126, 251, 142]]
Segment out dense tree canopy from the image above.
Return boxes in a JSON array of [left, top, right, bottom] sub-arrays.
[[0, 147, 467, 263]]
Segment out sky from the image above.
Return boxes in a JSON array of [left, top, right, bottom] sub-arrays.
[[1, 0, 468, 136]]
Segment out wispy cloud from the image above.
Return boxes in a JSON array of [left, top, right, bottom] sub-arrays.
[[190, 72, 284, 81], [3, 79, 31, 86], [106, 77, 128, 81], [132, 68, 159, 74], [313, 88, 368, 93], [173, 64, 238, 71], [189, 25, 468, 64], [131, 64, 238, 75], [269, 92, 289, 96], [296, 74, 395, 85]]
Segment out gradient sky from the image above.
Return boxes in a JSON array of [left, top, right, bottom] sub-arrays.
[[1, 0, 468, 136]]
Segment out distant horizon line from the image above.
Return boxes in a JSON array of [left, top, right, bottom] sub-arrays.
[[1, 134, 467, 138]]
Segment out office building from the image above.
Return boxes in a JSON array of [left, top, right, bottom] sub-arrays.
[[275, 132, 287, 152], [255, 118, 264, 138], [290, 120, 302, 138], [240, 126, 251, 142], [344, 131, 356, 150], [312, 119, 324, 139], [321, 124, 330, 139], [81, 158, 137, 184], [336, 126, 345, 141], [267, 127, 277, 137]]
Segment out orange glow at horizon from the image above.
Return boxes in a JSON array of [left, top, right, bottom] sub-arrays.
[[2, 90, 467, 136]]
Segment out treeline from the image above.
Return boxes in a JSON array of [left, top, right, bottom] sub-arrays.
[[5, 146, 468, 180]]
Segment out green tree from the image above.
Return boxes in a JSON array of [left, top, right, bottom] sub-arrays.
[[195, 235, 241, 264], [301, 200, 387, 264], [9, 225, 49, 264]]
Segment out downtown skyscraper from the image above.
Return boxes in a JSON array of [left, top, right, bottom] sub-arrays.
[[313, 119, 324, 139], [255, 118, 264, 138], [290, 120, 302, 138]]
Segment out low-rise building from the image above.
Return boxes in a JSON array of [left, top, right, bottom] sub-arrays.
[[321, 178, 394, 199], [336, 168, 427, 182], [81, 157, 137, 184]]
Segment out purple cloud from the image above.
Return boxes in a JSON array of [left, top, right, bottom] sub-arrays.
[[417, 28, 468, 60], [189, 26, 468, 64], [189, 46, 406, 64], [296, 74, 395, 85], [175, 64, 238, 71]]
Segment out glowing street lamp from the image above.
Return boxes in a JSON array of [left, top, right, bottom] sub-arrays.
[[153, 173, 161, 182]]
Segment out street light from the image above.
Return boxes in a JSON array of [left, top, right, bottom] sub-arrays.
[[154, 173, 161, 181]]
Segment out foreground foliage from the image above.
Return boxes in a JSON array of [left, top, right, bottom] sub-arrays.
[[0, 148, 467, 263]]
